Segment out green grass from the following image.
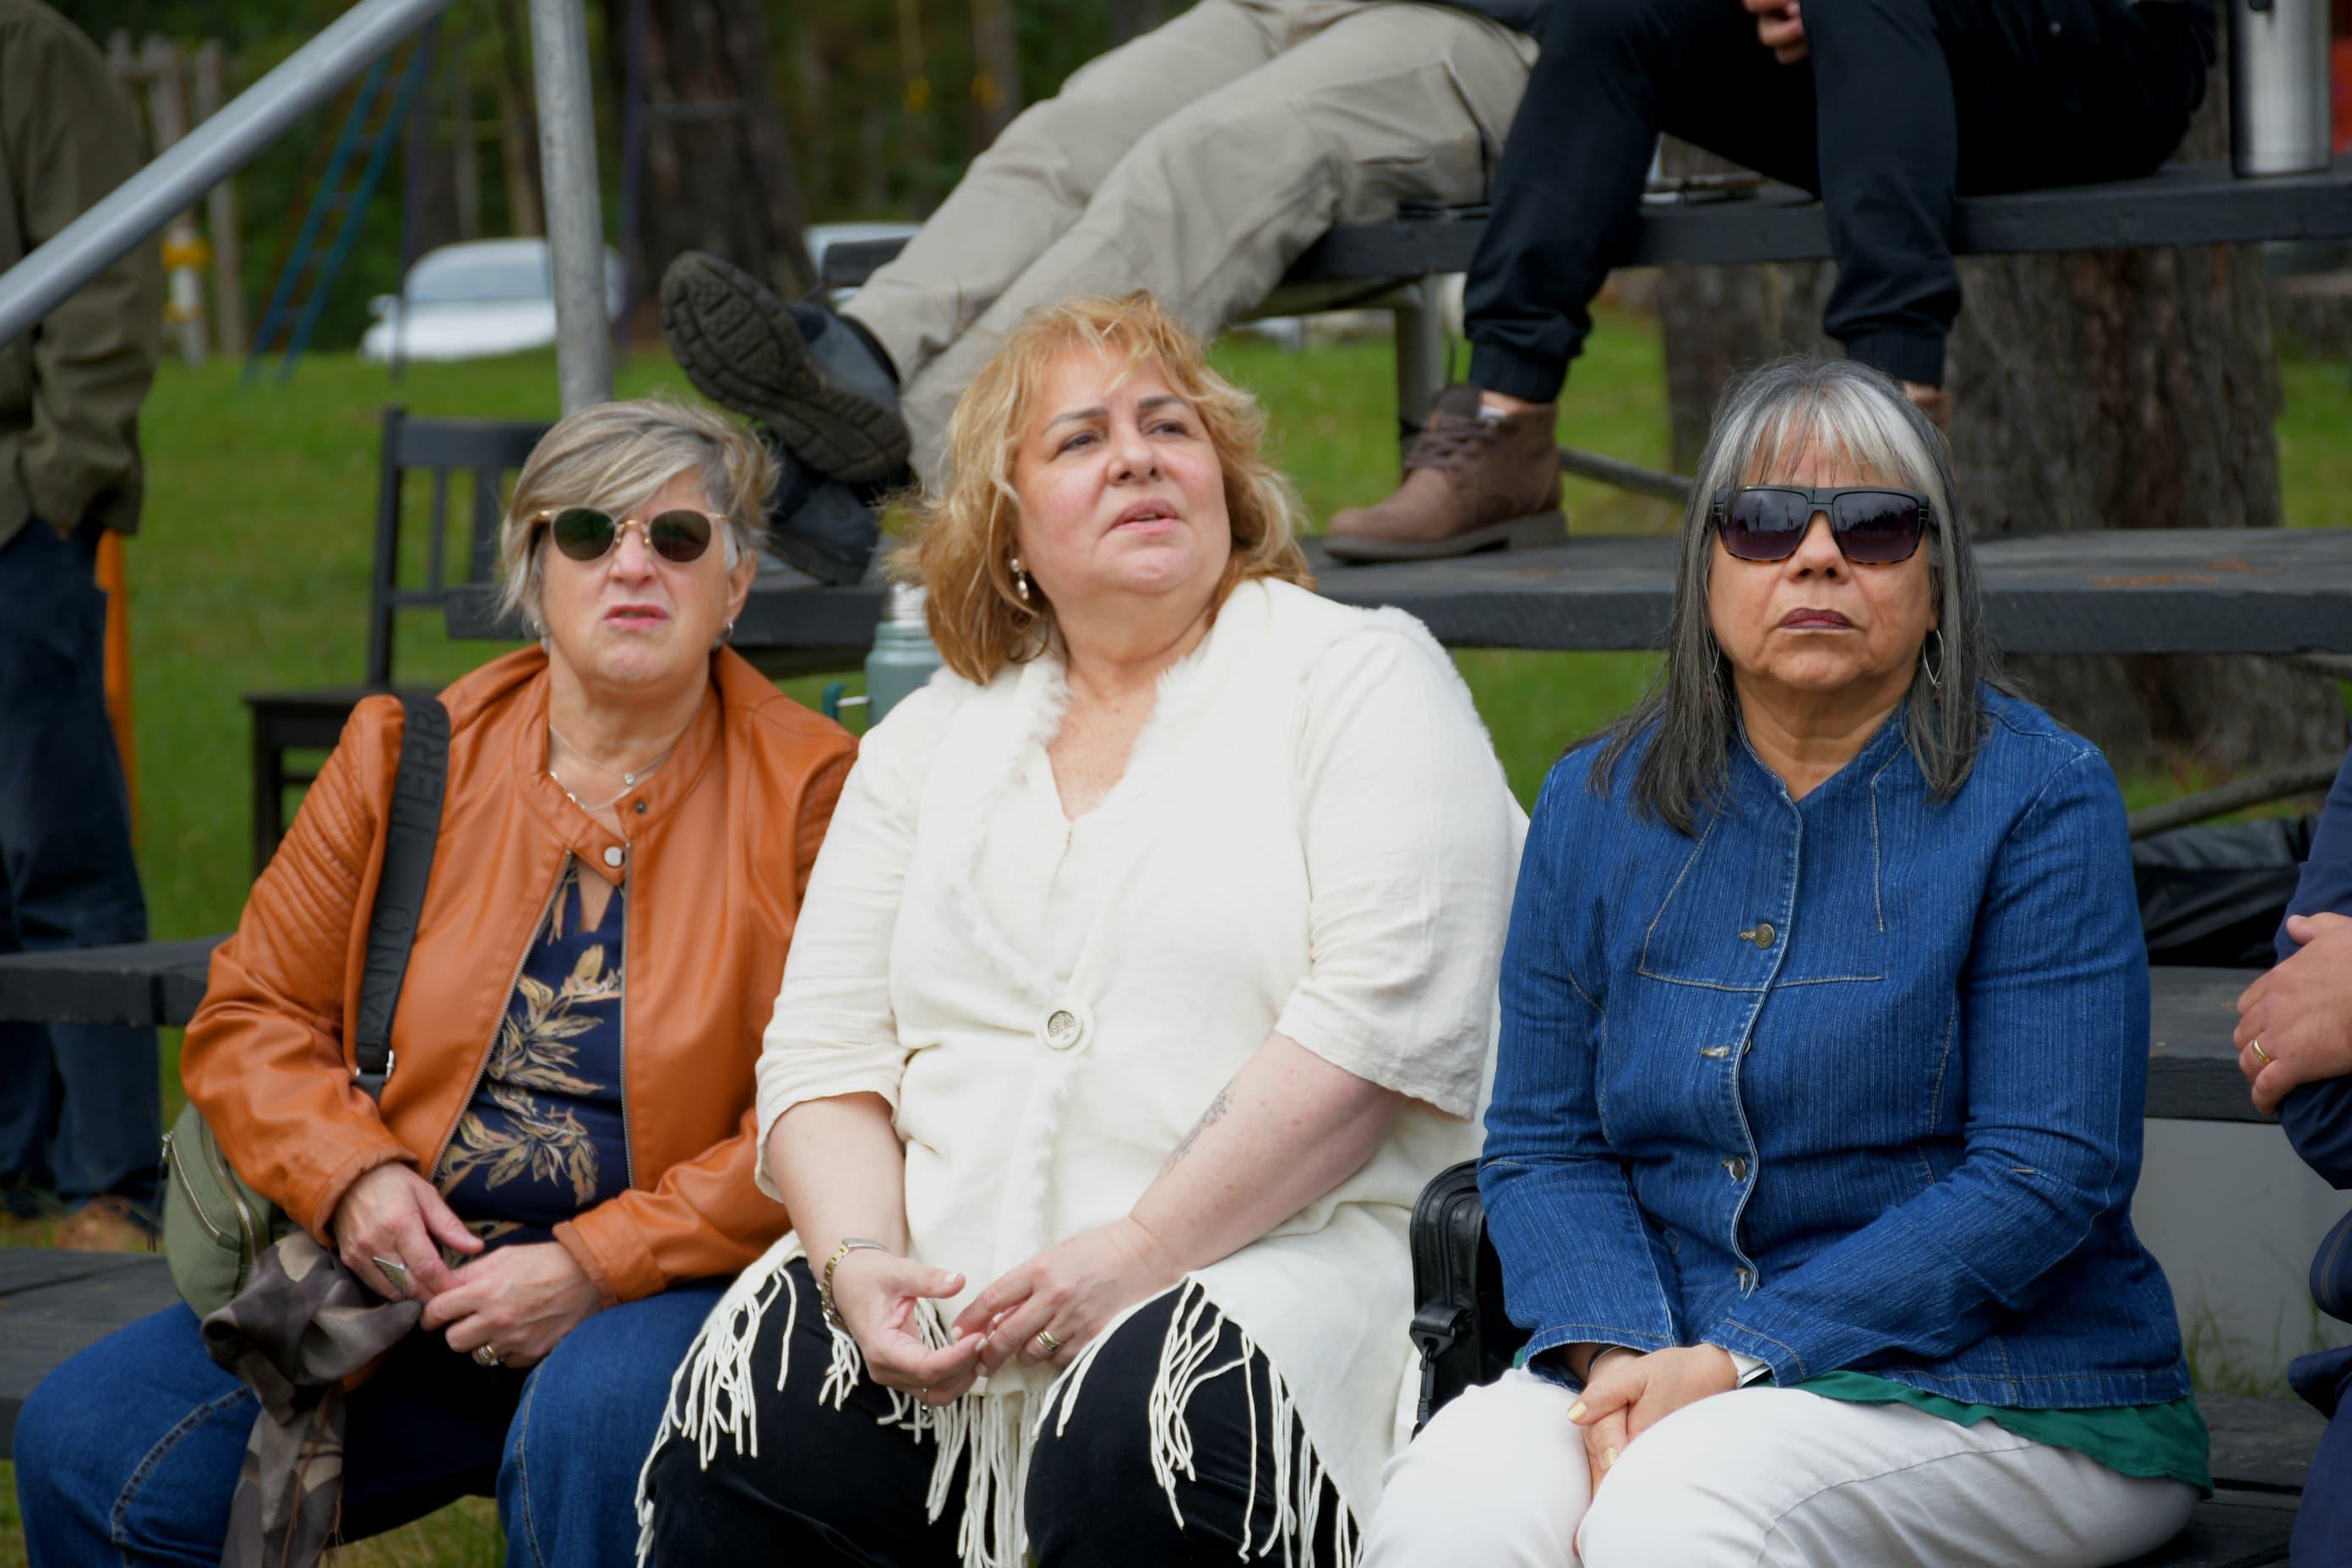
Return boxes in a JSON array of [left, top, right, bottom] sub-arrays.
[[3, 311, 2344, 1562]]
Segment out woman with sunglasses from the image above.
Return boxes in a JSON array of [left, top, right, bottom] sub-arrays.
[[17, 399, 854, 1566], [1364, 357, 2208, 1567]]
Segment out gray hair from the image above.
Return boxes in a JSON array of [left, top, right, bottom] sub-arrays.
[[1591, 356, 2007, 834], [497, 397, 773, 634]]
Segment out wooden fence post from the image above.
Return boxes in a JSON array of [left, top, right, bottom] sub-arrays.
[[191, 41, 247, 355], [139, 35, 209, 364]]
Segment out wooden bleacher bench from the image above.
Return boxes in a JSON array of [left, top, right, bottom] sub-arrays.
[[819, 154, 2352, 461]]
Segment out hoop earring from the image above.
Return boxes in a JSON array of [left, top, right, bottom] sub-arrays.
[[1921, 627, 1946, 692], [1010, 555, 1032, 605]]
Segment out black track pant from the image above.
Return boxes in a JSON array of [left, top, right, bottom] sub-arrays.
[[1465, 0, 2213, 396], [642, 1260, 1351, 1565]]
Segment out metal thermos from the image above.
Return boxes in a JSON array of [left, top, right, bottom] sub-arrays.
[[2229, 0, 2333, 177], [863, 581, 941, 725]]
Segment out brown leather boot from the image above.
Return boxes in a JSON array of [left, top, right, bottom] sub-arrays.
[[1327, 385, 1565, 564]]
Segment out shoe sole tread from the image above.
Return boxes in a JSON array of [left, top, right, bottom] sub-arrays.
[[663, 260, 911, 485]]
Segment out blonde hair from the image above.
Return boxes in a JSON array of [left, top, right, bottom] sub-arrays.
[[498, 397, 773, 634], [901, 291, 1313, 683]]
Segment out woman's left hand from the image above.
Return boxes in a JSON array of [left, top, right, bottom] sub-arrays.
[[1570, 1345, 1740, 1484], [419, 1242, 605, 1370], [953, 1217, 1183, 1375]]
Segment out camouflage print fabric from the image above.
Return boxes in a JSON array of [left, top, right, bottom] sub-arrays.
[[199, 1231, 420, 1568]]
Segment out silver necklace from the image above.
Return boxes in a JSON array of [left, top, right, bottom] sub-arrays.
[[547, 717, 692, 786]]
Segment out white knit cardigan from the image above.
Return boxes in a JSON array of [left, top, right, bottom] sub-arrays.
[[643, 580, 1524, 1566]]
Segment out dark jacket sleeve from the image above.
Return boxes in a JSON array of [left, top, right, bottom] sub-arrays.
[[0, 4, 163, 547], [2278, 746, 2352, 1185]]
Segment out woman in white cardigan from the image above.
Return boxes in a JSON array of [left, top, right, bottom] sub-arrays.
[[638, 291, 1521, 1567]]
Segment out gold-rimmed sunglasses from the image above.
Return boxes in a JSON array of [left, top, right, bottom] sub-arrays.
[[531, 506, 728, 564]]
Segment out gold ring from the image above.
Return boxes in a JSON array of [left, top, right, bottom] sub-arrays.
[[473, 1344, 502, 1368], [1034, 1329, 1063, 1354], [2250, 1038, 2274, 1067]]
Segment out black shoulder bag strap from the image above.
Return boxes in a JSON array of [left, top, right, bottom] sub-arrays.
[[351, 694, 450, 1101]]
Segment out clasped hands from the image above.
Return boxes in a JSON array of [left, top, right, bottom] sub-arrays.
[[2235, 910, 2352, 1114], [329, 1162, 603, 1369], [1566, 1344, 1741, 1493], [827, 1216, 1183, 1407]]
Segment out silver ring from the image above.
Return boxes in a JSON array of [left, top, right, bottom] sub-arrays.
[[473, 1344, 502, 1368], [372, 1255, 409, 1288]]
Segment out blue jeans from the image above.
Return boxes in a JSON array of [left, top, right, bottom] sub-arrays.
[[13, 1282, 726, 1565], [0, 518, 158, 1207]]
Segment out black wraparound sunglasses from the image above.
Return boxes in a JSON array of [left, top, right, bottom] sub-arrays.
[[1710, 485, 1932, 565], [532, 505, 723, 564]]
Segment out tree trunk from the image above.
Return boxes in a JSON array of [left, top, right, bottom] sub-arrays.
[[969, 0, 1023, 148], [1652, 54, 2343, 776], [632, 0, 819, 303], [493, 0, 543, 237]]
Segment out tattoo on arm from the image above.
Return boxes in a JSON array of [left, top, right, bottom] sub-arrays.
[[1161, 1082, 1233, 1174]]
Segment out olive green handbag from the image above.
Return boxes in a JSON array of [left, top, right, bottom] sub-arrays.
[[161, 694, 449, 1315]]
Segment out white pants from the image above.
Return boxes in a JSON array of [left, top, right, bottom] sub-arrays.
[[842, 0, 1537, 480], [1363, 1369, 2201, 1568]]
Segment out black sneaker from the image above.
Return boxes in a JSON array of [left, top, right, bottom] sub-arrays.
[[765, 442, 887, 586], [662, 252, 911, 485]]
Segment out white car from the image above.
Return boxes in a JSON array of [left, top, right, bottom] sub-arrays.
[[359, 239, 625, 363]]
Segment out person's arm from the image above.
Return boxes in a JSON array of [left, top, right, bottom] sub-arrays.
[[182, 698, 434, 1240], [0, 11, 161, 542], [1705, 749, 2150, 1386], [950, 1029, 1405, 1380], [745, 689, 991, 1399], [2242, 744, 2352, 1174], [1480, 759, 1683, 1367], [953, 623, 1522, 1374]]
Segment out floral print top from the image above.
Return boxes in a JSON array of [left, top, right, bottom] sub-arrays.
[[435, 861, 629, 1248]]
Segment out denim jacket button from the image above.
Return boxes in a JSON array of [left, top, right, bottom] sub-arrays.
[[1740, 921, 1777, 949], [1700, 1044, 1731, 1059], [1736, 1266, 1757, 1290], [1723, 1157, 1749, 1182]]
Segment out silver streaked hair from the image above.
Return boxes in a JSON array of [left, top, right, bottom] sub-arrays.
[[497, 397, 773, 634], [1590, 356, 2008, 834]]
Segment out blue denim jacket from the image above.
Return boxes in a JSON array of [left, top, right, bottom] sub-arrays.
[[1484, 689, 2191, 1407]]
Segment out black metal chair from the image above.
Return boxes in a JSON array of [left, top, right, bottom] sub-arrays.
[[242, 407, 547, 875]]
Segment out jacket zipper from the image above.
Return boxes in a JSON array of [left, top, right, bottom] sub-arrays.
[[426, 864, 568, 1183], [200, 1117, 264, 1273], [616, 858, 636, 1190], [160, 1130, 229, 1246]]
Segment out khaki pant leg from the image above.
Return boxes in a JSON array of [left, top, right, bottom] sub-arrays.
[[896, 1, 1537, 481], [842, 0, 1285, 381]]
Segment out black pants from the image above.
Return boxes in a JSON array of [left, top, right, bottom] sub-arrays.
[[642, 1261, 1350, 1566], [1465, 0, 2214, 397]]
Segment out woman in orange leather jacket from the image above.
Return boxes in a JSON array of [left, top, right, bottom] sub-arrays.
[[16, 398, 853, 1567]]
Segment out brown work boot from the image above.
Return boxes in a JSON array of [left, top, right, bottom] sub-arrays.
[[55, 1194, 156, 1253], [1900, 379, 1952, 433], [1326, 385, 1565, 564]]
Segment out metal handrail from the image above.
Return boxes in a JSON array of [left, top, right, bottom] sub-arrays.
[[0, 0, 457, 350], [3, 0, 610, 407]]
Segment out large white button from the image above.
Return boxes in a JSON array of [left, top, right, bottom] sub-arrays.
[[603, 845, 625, 868], [1038, 1001, 1092, 1052]]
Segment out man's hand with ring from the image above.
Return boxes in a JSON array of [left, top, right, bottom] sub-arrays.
[[2235, 912, 2352, 1113]]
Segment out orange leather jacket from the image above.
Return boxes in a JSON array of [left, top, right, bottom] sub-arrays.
[[182, 647, 855, 1304]]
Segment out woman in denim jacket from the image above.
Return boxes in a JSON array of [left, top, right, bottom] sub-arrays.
[[1368, 357, 2208, 1566]]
